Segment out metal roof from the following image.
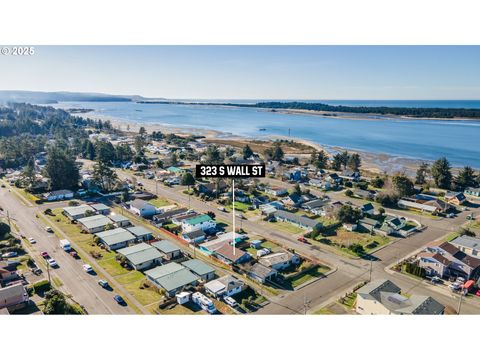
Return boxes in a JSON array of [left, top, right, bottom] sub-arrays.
[[96, 228, 136, 246], [62, 204, 94, 217], [182, 259, 215, 276], [77, 214, 113, 229], [126, 226, 152, 238], [152, 240, 180, 254], [117, 243, 162, 265]]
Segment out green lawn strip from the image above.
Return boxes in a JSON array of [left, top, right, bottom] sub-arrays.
[[339, 293, 357, 309], [226, 201, 250, 212], [265, 220, 305, 235], [115, 270, 145, 285], [288, 266, 330, 288], [444, 232, 460, 242], [97, 257, 130, 277], [123, 279, 164, 306], [313, 308, 335, 315], [148, 198, 171, 208]]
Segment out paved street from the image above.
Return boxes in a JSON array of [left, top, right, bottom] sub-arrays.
[[0, 185, 136, 314]]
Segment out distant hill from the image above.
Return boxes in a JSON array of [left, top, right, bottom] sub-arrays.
[[0, 90, 164, 104]]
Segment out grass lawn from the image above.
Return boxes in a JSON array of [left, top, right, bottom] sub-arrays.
[[318, 229, 390, 255], [49, 209, 92, 243], [231, 287, 267, 313], [266, 220, 305, 235], [115, 270, 145, 285], [444, 232, 459, 242], [148, 198, 171, 208], [123, 280, 164, 306], [17, 188, 40, 203], [313, 308, 335, 315], [288, 266, 330, 288], [226, 201, 250, 213], [97, 257, 130, 277], [339, 293, 357, 309]]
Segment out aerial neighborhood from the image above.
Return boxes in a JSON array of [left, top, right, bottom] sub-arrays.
[[1, 103, 480, 315]]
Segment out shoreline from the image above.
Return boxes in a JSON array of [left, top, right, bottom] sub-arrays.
[[81, 113, 437, 176]]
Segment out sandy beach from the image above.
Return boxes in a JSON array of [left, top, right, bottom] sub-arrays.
[[80, 112, 430, 176]]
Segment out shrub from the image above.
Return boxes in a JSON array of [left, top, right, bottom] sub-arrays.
[[32, 279, 51, 293], [345, 189, 354, 197]]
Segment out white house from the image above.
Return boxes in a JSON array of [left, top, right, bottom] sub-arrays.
[[43, 189, 74, 201], [181, 214, 216, 233], [204, 275, 245, 298], [128, 199, 157, 218]]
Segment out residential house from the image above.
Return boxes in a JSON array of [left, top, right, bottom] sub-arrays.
[[62, 204, 95, 220], [77, 214, 114, 234], [273, 210, 320, 231], [340, 170, 360, 182], [212, 243, 251, 265], [326, 173, 342, 185], [182, 259, 216, 281], [96, 228, 136, 250], [152, 240, 182, 260], [358, 217, 380, 232], [172, 212, 199, 226], [355, 279, 444, 315], [126, 226, 153, 241], [398, 199, 438, 214], [0, 283, 29, 311], [181, 214, 216, 233], [145, 263, 199, 297], [246, 263, 278, 284], [182, 229, 206, 243], [355, 189, 376, 200], [302, 199, 329, 212], [281, 193, 303, 207], [450, 235, 480, 258], [204, 275, 245, 298], [195, 180, 228, 195], [90, 203, 110, 215], [117, 243, 162, 271], [128, 199, 157, 218], [465, 187, 480, 197], [283, 169, 303, 182], [108, 214, 131, 227], [361, 203, 375, 216], [265, 187, 288, 197], [43, 189, 74, 202], [152, 208, 188, 226], [259, 251, 300, 271], [444, 191, 467, 205]]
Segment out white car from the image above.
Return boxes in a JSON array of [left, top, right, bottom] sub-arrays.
[[47, 258, 57, 267], [28, 237, 36, 244], [257, 248, 271, 257], [83, 264, 94, 273], [224, 296, 238, 308], [45, 226, 53, 233]]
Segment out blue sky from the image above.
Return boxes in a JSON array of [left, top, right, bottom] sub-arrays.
[[1, 46, 480, 99]]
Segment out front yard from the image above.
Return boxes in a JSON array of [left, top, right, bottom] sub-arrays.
[[265, 220, 306, 235]]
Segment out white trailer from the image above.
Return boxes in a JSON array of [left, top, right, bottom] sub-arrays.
[[192, 292, 216, 314], [59, 239, 71, 251]]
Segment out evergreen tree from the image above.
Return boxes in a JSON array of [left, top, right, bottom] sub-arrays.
[[392, 174, 415, 197], [242, 144, 254, 160], [44, 146, 79, 190], [431, 157, 452, 189], [415, 162, 429, 185], [347, 153, 361, 171], [331, 153, 343, 171], [455, 166, 476, 190], [22, 157, 36, 189], [92, 161, 118, 192]]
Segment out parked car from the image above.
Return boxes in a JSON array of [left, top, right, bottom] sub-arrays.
[[47, 258, 57, 267], [431, 276, 443, 284], [40, 251, 49, 258], [456, 277, 466, 284], [217, 206, 227, 212], [70, 251, 79, 259], [257, 248, 271, 257], [1, 251, 18, 258], [28, 237, 36, 244], [83, 264, 94, 273], [449, 283, 462, 292], [297, 237, 309, 244], [224, 296, 238, 308], [32, 267, 42, 275], [45, 226, 53, 233], [98, 280, 109, 289], [476, 290, 480, 297], [114, 294, 126, 304]]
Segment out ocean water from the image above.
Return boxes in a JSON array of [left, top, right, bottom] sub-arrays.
[[55, 101, 480, 168]]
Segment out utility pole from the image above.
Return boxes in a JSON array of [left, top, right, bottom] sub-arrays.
[[303, 294, 311, 315], [232, 179, 236, 256], [6, 210, 11, 227], [369, 259, 373, 282], [457, 290, 465, 315], [46, 259, 51, 284]]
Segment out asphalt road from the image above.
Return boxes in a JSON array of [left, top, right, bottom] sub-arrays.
[[0, 185, 135, 314], [120, 171, 480, 314]]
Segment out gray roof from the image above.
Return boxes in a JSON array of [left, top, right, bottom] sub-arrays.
[[0, 283, 27, 302], [145, 263, 199, 292], [90, 203, 110, 211], [182, 229, 206, 239], [129, 199, 155, 210], [152, 240, 181, 254], [182, 259, 215, 276], [117, 243, 162, 266], [126, 226, 152, 238], [451, 235, 480, 251], [248, 262, 277, 279], [96, 228, 136, 246], [356, 279, 401, 302], [259, 252, 297, 267], [395, 295, 445, 315], [77, 214, 113, 230], [63, 204, 94, 217], [109, 214, 130, 223], [274, 210, 319, 228]]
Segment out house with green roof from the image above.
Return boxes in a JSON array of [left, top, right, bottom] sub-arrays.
[[62, 204, 95, 220], [96, 228, 136, 250], [152, 240, 182, 260], [181, 259, 216, 281], [145, 263, 199, 297], [126, 226, 153, 241], [77, 214, 114, 234], [181, 214, 216, 233], [117, 243, 162, 270]]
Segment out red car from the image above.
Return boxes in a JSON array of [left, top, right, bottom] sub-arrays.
[[298, 237, 310, 244], [40, 251, 49, 258], [70, 251, 79, 259], [475, 290, 480, 297]]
